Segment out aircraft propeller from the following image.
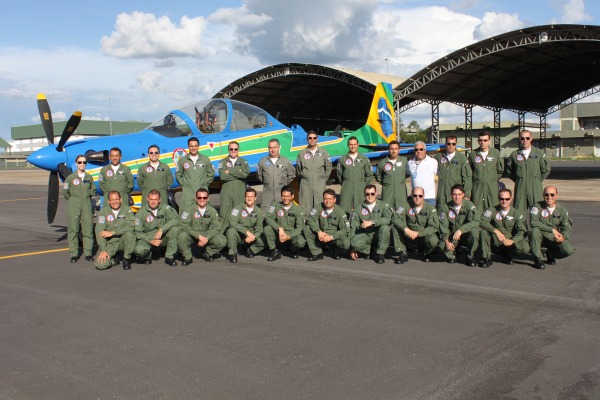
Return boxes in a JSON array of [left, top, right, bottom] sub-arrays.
[[36, 94, 82, 223]]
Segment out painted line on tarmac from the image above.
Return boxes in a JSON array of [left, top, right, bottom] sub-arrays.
[[0, 248, 68, 260], [0, 197, 46, 202]]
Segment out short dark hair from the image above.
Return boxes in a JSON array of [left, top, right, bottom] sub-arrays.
[[108, 190, 121, 199], [498, 188, 512, 199], [229, 140, 239, 148], [148, 189, 161, 198], [347, 136, 358, 143], [188, 137, 199, 146], [268, 138, 280, 146], [364, 184, 376, 194], [147, 144, 159, 153], [446, 135, 457, 142], [388, 140, 400, 149], [245, 187, 257, 196], [109, 147, 122, 156], [323, 188, 336, 198], [478, 131, 490, 139], [281, 185, 294, 196], [451, 184, 465, 194], [195, 188, 209, 196]]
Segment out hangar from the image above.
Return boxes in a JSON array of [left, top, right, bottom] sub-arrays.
[[214, 24, 600, 150]]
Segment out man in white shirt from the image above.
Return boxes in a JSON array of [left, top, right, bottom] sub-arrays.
[[407, 141, 438, 205]]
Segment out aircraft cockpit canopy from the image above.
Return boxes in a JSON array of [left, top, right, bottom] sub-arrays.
[[148, 99, 269, 137]]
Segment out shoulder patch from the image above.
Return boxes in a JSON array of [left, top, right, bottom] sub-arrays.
[[231, 208, 240, 216], [63, 182, 69, 190], [530, 207, 539, 216], [98, 216, 106, 224], [309, 208, 317, 216], [484, 210, 492, 218], [439, 211, 445, 220], [181, 211, 189, 219], [268, 205, 275, 214], [395, 206, 404, 214]]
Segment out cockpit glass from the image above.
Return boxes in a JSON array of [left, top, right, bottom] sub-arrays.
[[229, 101, 268, 132]]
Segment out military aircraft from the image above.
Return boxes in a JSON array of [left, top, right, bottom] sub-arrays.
[[28, 82, 445, 223]]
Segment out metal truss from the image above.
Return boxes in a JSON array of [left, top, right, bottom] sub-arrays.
[[493, 109, 501, 150], [544, 85, 600, 115], [217, 64, 375, 99], [430, 101, 440, 144]]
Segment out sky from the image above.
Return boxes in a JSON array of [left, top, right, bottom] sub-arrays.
[[1, 0, 599, 141]]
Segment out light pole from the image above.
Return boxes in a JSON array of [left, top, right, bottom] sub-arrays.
[[385, 58, 389, 75]]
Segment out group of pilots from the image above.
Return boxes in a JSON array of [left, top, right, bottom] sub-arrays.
[[63, 130, 574, 271]]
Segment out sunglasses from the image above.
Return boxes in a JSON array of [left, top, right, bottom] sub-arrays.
[[196, 196, 208, 200], [149, 151, 159, 155], [520, 137, 532, 141], [415, 148, 425, 151], [499, 197, 511, 201], [478, 139, 489, 142], [412, 194, 424, 198], [308, 136, 318, 140], [446, 143, 457, 146], [229, 148, 238, 151], [77, 161, 87, 164], [543, 193, 556, 197], [365, 192, 376, 196]]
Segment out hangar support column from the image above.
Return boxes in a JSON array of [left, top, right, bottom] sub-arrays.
[[464, 105, 473, 149], [430, 101, 440, 144], [540, 114, 547, 149], [518, 111, 526, 133], [493, 108, 501, 150]]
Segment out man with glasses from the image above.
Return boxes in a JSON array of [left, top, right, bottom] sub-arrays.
[[439, 184, 480, 267], [507, 130, 551, 213], [337, 136, 373, 214], [218, 141, 250, 219], [178, 188, 226, 265], [296, 131, 332, 214], [479, 188, 529, 268], [176, 137, 215, 211], [225, 188, 265, 263], [529, 186, 574, 270], [407, 141, 438, 205], [376, 140, 409, 210], [349, 185, 393, 264], [99, 147, 134, 207], [391, 187, 440, 263], [134, 189, 180, 267], [263, 186, 306, 261], [304, 188, 351, 261], [468, 131, 504, 210], [257, 139, 296, 212], [435, 136, 472, 207], [137, 144, 173, 208]]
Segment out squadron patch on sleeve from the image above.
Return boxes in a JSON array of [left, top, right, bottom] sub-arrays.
[[530, 207, 539, 215], [484, 210, 492, 218], [63, 182, 69, 189], [181, 211, 189, 220], [439, 211, 445, 220], [268, 205, 275, 213], [310, 208, 318, 216], [98, 216, 105, 224], [395, 206, 404, 214], [231, 208, 240, 216]]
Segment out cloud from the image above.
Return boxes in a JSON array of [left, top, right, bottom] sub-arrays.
[[31, 111, 67, 122], [136, 71, 163, 91], [551, 0, 592, 23], [82, 114, 109, 121], [473, 12, 525, 40], [101, 11, 210, 59]]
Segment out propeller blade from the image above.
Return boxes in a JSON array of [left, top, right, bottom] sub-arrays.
[[56, 111, 82, 152], [57, 163, 72, 181], [37, 93, 54, 145], [48, 171, 59, 224]]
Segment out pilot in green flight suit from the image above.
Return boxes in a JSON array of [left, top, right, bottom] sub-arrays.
[[177, 188, 226, 265], [303, 188, 351, 261], [134, 189, 180, 266], [225, 188, 265, 263], [468, 132, 504, 211], [507, 130, 551, 213], [349, 185, 393, 264], [479, 188, 529, 268], [439, 184, 480, 266], [98, 147, 134, 206], [296, 131, 332, 214], [176, 137, 215, 212], [218, 141, 250, 219], [257, 138, 296, 212], [95, 190, 136, 270], [337, 136, 373, 215], [63, 155, 96, 262], [137, 144, 173, 208], [375, 140, 409, 210], [391, 187, 440, 263], [529, 186, 574, 269], [435, 136, 472, 207], [263, 186, 306, 261]]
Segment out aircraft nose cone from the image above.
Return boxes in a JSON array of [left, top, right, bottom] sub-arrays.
[[27, 145, 67, 171]]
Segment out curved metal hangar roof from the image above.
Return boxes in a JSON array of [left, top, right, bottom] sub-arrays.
[[214, 24, 600, 129]]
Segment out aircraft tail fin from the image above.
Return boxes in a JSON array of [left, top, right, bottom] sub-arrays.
[[354, 82, 397, 146]]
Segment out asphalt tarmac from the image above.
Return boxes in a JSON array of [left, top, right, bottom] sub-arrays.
[[1, 162, 599, 399]]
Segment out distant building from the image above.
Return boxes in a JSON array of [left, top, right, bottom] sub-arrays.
[[9, 120, 150, 153]]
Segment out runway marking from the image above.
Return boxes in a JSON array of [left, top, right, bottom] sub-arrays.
[[0, 248, 68, 260], [0, 197, 47, 202]]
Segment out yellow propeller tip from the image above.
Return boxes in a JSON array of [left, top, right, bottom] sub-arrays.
[[37, 93, 47, 100], [74, 111, 82, 117]]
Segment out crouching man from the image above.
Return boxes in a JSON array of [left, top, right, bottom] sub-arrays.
[[303, 188, 351, 261], [178, 188, 226, 265], [225, 188, 265, 263], [95, 190, 136, 270], [134, 189, 180, 267]]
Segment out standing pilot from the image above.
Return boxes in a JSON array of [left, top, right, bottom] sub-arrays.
[[295, 131, 332, 214], [257, 139, 296, 212], [98, 147, 134, 207], [176, 137, 215, 211], [468, 131, 504, 211], [218, 141, 250, 219], [137, 144, 173, 208], [435, 135, 471, 207], [337, 136, 373, 214], [375, 140, 409, 210]]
